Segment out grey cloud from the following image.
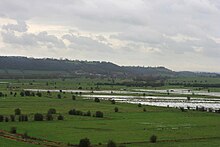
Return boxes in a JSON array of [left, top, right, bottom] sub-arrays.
[[0, 0, 220, 72], [62, 34, 113, 52], [2, 20, 27, 32], [1, 21, 65, 48]]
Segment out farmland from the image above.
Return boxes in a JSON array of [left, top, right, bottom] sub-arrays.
[[0, 78, 220, 146]]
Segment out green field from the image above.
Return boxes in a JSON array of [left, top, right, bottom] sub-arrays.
[[0, 78, 220, 147]]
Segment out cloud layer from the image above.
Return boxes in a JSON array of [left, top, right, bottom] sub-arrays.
[[0, 0, 220, 72]]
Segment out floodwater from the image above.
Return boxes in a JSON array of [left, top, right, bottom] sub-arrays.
[[25, 89, 220, 110], [133, 89, 220, 97], [82, 94, 220, 110]]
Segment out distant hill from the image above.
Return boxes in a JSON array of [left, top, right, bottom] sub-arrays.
[[0, 56, 219, 79]]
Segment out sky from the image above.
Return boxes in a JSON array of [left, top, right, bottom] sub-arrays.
[[0, 0, 220, 72]]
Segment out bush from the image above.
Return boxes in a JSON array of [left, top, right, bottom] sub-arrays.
[[150, 135, 157, 143], [46, 114, 53, 121], [111, 100, 116, 104], [107, 140, 117, 147], [57, 94, 62, 99], [57, 115, 64, 120], [95, 111, 104, 118], [48, 108, 56, 114], [20, 91, 25, 97], [10, 127, 17, 134], [68, 109, 76, 115], [79, 138, 90, 147], [72, 95, 76, 100], [0, 115, 4, 122], [22, 132, 29, 139], [19, 115, 28, 122], [10, 115, 15, 122], [138, 103, 142, 107], [86, 111, 91, 116], [114, 107, 119, 112], [143, 108, 146, 112], [34, 113, 44, 121], [36, 92, 42, 97], [24, 91, 31, 96], [94, 97, 100, 103], [0, 92, 4, 97], [5, 117, 9, 122], [15, 108, 21, 115]]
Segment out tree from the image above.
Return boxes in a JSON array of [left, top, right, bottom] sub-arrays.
[[15, 108, 21, 115], [138, 103, 142, 107], [34, 113, 44, 121], [107, 140, 117, 147], [111, 100, 116, 104], [57, 115, 64, 120], [94, 97, 100, 103], [150, 135, 157, 143], [10, 115, 15, 122], [95, 111, 104, 118], [0, 115, 4, 122], [48, 108, 56, 114], [10, 127, 17, 134], [72, 95, 76, 100], [187, 96, 191, 101], [5, 117, 9, 122], [57, 94, 62, 99], [20, 91, 25, 97], [46, 114, 53, 121], [79, 138, 90, 147], [36, 92, 42, 97], [114, 107, 119, 112]]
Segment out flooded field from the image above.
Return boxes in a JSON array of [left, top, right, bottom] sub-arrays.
[[134, 89, 220, 97], [82, 94, 220, 110], [25, 89, 220, 110]]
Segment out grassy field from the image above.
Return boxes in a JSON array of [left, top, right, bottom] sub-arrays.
[[0, 78, 220, 146]]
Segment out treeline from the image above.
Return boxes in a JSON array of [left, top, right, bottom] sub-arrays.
[[169, 83, 220, 88]]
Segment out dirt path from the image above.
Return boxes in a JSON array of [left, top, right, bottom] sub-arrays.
[[0, 130, 76, 147]]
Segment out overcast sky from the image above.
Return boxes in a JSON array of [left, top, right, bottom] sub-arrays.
[[0, 0, 220, 72]]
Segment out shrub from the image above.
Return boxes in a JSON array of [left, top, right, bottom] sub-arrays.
[[86, 111, 91, 116], [180, 107, 185, 112], [68, 109, 76, 115], [46, 114, 53, 121], [10, 127, 17, 134], [15, 108, 21, 115], [111, 100, 116, 104], [57, 115, 64, 120], [36, 92, 42, 97], [5, 117, 9, 122], [10, 115, 15, 122], [20, 91, 25, 97], [107, 140, 117, 147], [72, 95, 76, 100], [24, 91, 31, 96], [0, 92, 4, 97], [150, 135, 157, 143], [94, 97, 100, 103], [138, 103, 142, 107], [19, 115, 28, 122], [143, 108, 146, 112], [48, 108, 56, 114], [0, 115, 4, 122], [79, 138, 90, 147], [22, 132, 29, 139], [114, 107, 119, 112], [57, 94, 62, 99], [34, 113, 44, 121], [95, 111, 104, 118]]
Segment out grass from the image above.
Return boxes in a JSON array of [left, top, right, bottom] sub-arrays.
[[0, 78, 220, 146]]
